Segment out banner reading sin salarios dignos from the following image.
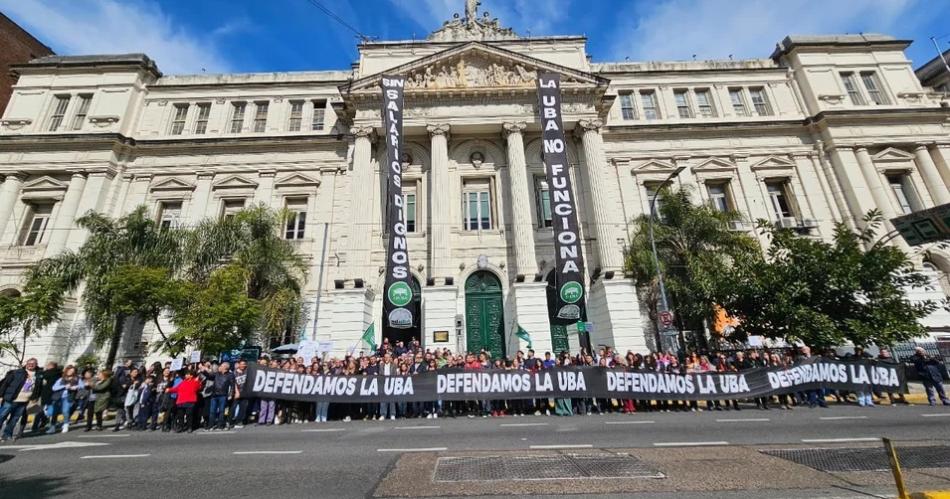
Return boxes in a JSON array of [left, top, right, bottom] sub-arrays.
[[242, 358, 903, 403]]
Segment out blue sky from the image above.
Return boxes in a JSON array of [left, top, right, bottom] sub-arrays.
[[2, 0, 949, 75]]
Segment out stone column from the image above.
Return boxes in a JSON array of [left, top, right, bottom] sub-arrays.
[[347, 125, 377, 278], [575, 119, 622, 271], [503, 121, 536, 278], [427, 123, 451, 280], [854, 146, 897, 219], [186, 171, 214, 224], [826, 146, 876, 226], [254, 169, 276, 206], [44, 171, 87, 256], [66, 170, 114, 251], [914, 144, 950, 206], [0, 173, 25, 241], [930, 143, 950, 187]]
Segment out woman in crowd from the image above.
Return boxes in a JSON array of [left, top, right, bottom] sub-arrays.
[[84, 369, 112, 432], [47, 365, 82, 434]]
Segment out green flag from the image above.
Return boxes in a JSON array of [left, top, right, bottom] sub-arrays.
[[515, 324, 533, 349], [361, 324, 376, 351]]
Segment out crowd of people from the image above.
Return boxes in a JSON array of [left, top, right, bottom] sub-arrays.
[[0, 339, 947, 442]]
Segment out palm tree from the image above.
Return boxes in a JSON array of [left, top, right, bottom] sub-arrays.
[[27, 206, 183, 367], [625, 188, 759, 350]]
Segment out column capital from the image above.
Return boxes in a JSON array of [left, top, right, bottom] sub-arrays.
[[258, 169, 277, 178], [914, 142, 936, 151], [426, 123, 451, 139], [853, 144, 872, 153], [1, 172, 26, 182], [66, 169, 88, 180], [350, 125, 377, 142], [574, 118, 604, 138], [502, 121, 527, 138], [196, 170, 215, 181]]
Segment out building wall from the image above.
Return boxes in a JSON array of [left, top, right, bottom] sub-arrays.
[[0, 13, 53, 114]]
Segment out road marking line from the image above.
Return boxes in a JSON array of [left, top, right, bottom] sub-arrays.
[[197, 432, 235, 435], [80, 454, 150, 459], [377, 447, 447, 453], [77, 434, 130, 438], [500, 422, 549, 427], [232, 451, 303, 455], [819, 416, 868, 421], [394, 426, 440, 430], [529, 444, 593, 449], [801, 438, 879, 443], [302, 428, 347, 432], [9, 441, 109, 451], [653, 441, 729, 447], [921, 413, 950, 418], [716, 418, 770, 423], [605, 420, 655, 425]]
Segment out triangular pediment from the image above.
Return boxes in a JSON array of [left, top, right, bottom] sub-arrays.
[[872, 147, 915, 162], [275, 173, 321, 188], [342, 42, 608, 94], [22, 176, 66, 192], [633, 159, 676, 172], [150, 177, 195, 192], [212, 175, 258, 190], [750, 155, 796, 170], [692, 157, 737, 171]]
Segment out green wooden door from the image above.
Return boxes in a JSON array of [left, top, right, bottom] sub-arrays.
[[464, 271, 505, 360]]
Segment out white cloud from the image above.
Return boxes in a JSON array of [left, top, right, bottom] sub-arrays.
[[0, 0, 236, 74], [609, 0, 919, 62], [389, 0, 570, 37]]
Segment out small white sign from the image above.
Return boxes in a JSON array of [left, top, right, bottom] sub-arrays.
[[316, 340, 334, 355], [748, 335, 764, 347], [189, 351, 202, 364], [297, 340, 317, 365], [170, 357, 183, 371]]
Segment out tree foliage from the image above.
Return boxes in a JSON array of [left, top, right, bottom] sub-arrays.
[[720, 212, 937, 349]]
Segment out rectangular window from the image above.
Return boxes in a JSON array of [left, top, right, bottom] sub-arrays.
[[861, 72, 888, 105], [674, 89, 693, 118], [640, 90, 659, 120], [535, 178, 552, 228], [253, 101, 269, 132], [158, 201, 183, 230], [284, 198, 308, 240], [70, 95, 92, 130], [766, 181, 794, 220], [644, 182, 665, 220], [749, 87, 772, 116], [463, 180, 492, 231], [288, 101, 304, 132], [170, 104, 189, 135], [221, 199, 246, 220], [312, 100, 326, 131], [229, 102, 246, 133], [47, 95, 70, 131], [404, 192, 416, 233], [840, 72, 865, 105], [619, 92, 637, 120], [887, 174, 914, 214], [706, 182, 731, 212], [695, 89, 715, 117], [20, 204, 53, 246], [193, 103, 211, 134], [729, 88, 748, 116]]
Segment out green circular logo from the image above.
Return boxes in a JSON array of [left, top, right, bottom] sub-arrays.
[[388, 281, 413, 307], [560, 281, 583, 304]]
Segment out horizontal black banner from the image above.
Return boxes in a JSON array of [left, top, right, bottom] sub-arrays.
[[242, 359, 903, 403]]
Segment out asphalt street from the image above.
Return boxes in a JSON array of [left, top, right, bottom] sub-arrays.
[[0, 404, 947, 498]]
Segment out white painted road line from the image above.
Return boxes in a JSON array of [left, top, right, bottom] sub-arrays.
[[801, 438, 879, 443], [921, 413, 950, 418], [302, 428, 347, 432], [653, 441, 729, 447], [716, 418, 770, 423], [377, 447, 447, 453], [80, 454, 150, 459], [605, 420, 655, 425], [9, 441, 109, 451], [77, 434, 130, 438], [197, 431, 235, 435], [500, 422, 549, 427], [819, 416, 868, 421], [233, 451, 304, 455], [529, 444, 593, 449], [394, 425, 441, 430]]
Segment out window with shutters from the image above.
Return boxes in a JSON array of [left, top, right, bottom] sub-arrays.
[[749, 87, 772, 116], [695, 89, 715, 117], [71, 95, 92, 130], [644, 182, 665, 221], [840, 72, 866, 105], [229, 102, 246, 133], [674, 89, 693, 118], [619, 92, 637, 120], [706, 182, 732, 212], [288, 101, 303, 132], [47, 95, 70, 131], [170, 104, 189, 135], [312, 100, 327, 131], [253, 101, 269, 132], [860, 72, 888, 105], [729, 88, 748, 116], [640, 90, 660, 120], [193, 103, 211, 134]]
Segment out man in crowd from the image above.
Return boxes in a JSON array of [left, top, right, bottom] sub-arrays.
[[204, 362, 235, 430], [0, 358, 42, 442], [912, 346, 950, 406]]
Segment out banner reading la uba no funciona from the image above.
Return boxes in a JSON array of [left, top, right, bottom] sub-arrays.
[[243, 358, 903, 403]]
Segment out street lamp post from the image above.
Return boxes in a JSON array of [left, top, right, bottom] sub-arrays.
[[648, 166, 686, 353]]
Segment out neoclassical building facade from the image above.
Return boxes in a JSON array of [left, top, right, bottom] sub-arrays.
[[1, 10, 949, 363]]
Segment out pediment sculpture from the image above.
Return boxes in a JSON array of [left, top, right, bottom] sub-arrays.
[[406, 57, 549, 90]]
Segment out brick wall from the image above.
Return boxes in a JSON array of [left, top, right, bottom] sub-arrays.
[[0, 13, 53, 114]]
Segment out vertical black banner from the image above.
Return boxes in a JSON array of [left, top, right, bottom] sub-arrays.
[[380, 75, 413, 329], [536, 73, 590, 351]]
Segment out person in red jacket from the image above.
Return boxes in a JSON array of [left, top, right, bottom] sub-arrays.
[[165, 370, 201, 433]]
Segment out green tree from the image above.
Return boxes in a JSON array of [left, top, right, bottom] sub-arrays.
[[0, 274, 71, 365], [166, 264, 262, 355], [25, 207, 183, 367], [625, 188, 759, 349], [100, 265, 187, 344], [722, 212, 937, 349]]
